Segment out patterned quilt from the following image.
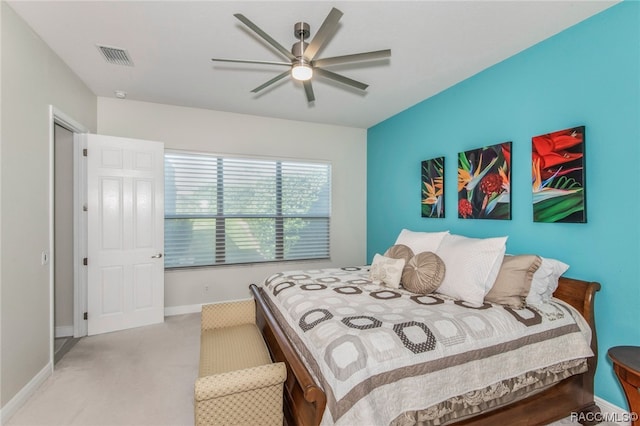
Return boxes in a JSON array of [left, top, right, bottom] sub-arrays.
[[260, 267, 594, 426]]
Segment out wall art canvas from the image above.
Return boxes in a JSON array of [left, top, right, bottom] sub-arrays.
[[458, 142, 511, 220], [532, 126, 586, 223], [421, 157, 444, 218]]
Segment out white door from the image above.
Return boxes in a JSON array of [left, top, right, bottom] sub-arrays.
[[85, 134, 164, 335]]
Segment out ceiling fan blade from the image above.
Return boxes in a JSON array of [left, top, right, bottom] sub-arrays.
[[234, 13, 296, 61], [303, 7, 343, 61], [211, 58, 292, 66], [251, 70, 290, 93], [312, 49, 391, 67], [314, 68, 368, 91], [303, 81, 315, 103]]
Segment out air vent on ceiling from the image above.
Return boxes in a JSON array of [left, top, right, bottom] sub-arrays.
[[96, 45, 134, 66]]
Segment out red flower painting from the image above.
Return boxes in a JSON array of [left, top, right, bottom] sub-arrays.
[[458, 142, 511, 220]]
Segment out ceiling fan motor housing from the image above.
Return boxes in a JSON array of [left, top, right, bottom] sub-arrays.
[[292, 40, 309, 58], [292, 22, 310, 59]]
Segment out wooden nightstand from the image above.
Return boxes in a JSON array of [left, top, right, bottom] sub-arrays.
[[608, 346, 640, 426]]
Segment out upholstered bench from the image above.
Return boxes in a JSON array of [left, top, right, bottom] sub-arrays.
[[194, 299, 286, 426]]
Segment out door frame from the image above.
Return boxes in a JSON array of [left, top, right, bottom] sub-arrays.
[[48, 106, 89, 367]]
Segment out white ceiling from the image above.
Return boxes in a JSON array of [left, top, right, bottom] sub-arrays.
[[8, 1, 618, 129]]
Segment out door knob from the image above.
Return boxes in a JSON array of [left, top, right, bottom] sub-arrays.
[[151, 253, 163, 258]]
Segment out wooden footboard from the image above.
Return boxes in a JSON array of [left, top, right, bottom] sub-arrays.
[[250, 277, 601, 426], [250, 284, 326, 426]]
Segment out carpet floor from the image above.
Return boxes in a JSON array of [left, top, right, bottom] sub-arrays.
[[7, 313, 200, 426], [6, 312, 610, 426]]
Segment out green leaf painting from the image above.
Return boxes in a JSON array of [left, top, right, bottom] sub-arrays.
[[532, 126, 586, 223]]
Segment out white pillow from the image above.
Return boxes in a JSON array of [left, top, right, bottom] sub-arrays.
[[526, 257, 569, 305], [435, 234, 507, 306], [370, 254, 406, 289], [394, 229, 449, 254]]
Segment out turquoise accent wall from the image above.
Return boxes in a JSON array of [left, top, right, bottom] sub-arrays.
[[367, 2, 639, 409]]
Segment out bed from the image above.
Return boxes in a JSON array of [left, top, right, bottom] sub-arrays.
[[249, 264, 601, 426]]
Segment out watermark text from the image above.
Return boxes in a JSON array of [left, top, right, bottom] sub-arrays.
[[570, 411, 638, 423]]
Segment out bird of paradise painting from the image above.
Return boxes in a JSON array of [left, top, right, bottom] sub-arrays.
[[458, 142, 511, 220], [421, 157, 444, 218], [532, 126, 586, 223]]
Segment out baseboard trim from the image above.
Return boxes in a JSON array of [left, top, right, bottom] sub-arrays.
[[595, 396, 633, 426], [164, 298, 253, 317], [0, 362, 52, 424], [55, 325, 74, 338], [164, 303, 203, 316]]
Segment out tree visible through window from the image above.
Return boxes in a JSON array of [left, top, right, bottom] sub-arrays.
[[164, 151, 331, 268]]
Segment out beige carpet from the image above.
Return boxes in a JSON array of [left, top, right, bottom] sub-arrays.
[[7, 312, 613, 426], [7, 313, 200, 426]]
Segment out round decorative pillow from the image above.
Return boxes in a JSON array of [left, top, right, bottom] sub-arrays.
[[384, 244, 415, 267], [402, 251, 446, 294]]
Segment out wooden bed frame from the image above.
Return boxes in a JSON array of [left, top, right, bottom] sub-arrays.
[[249, 276, 601, 426]]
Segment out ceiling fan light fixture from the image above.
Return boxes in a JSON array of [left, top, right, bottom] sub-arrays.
[[291, 62, 313, 81]]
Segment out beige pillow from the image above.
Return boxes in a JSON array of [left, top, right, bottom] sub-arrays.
[[370, 254, 406, 289], [384, 244, 415, 267], [401, 252, 446, 294], [485, 255, 542, 309]]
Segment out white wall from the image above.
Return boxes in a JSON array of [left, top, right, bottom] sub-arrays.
[[1, 0, 97, 410], [54, 125, 74, 333], [97, 98, 367, 308]]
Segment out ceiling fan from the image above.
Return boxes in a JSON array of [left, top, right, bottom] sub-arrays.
[[211, 7, 391, 103]]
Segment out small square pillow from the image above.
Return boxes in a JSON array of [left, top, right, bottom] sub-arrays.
[[485, 255, 542, 309], [394, 229, 449, 255], [526, 257, 569, 305], [384, 244, 415, 268], [370, 253, 406, 289], [435, 234, 508, 306], [402, 252, 446, 295]]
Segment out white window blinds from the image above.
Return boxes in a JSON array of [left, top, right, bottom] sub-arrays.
[[164, 151, 331, 268]]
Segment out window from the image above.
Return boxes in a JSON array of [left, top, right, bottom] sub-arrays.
[[164, 151, 331, 268]]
